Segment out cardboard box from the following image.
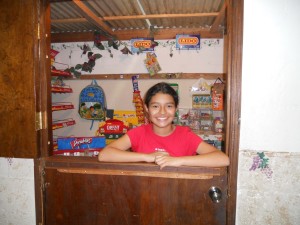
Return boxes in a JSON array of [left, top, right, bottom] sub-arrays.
[[57, 136, 106, 150]]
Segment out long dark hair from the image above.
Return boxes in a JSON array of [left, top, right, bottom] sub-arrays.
[[144, 82, 179, 107]]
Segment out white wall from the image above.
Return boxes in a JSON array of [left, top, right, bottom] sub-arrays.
[[52, 39, 223, 74], [0, 158, 36, 225], [240, 0, 300, 152], [237, 0, 300, 224]]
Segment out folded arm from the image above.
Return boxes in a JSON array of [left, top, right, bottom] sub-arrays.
[[98, 134, 166, 163], [155, 141, 230, 169]]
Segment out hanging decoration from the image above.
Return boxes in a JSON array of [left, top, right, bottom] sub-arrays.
[[211, 78, 225, 111], [94, 31, 105, 50], [144, 52, 161, 76], [120, 46, 133, 55], [51, 37, 220, 58], [67, 51, 102, 78], [80, 44, 91, 55], [50, 33, 222, 75], [94, 31, 120, 58]]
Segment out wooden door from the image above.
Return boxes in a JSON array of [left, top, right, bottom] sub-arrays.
[[43, 158, 227, 225], [0, 0, 40, 158], [0, 0, 51, 158]]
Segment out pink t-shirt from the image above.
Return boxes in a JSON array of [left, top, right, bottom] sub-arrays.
[[127, 124, 202, 157]]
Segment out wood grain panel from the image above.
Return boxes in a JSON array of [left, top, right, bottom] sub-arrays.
[[0, 0, 38, 157], [44, 166, 227, 225], [225, 0, 244, 224]]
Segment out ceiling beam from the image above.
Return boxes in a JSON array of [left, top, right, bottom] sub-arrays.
[[52, 12, 219, 25], [210, 2, 226, 33], [113, 27, 223, 40], [103, 12, 219, 21], [51, 27, 223, 43], [72, 0, 113, 37]]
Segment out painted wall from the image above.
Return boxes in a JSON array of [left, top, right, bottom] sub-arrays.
[[0, 158, 35, 225], [236, 0, 300, 224]]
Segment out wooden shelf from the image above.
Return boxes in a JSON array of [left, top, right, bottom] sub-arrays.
[[193, 130, 224, 136], [51, 69, 72, 77], [52, 118, 76, 130], [51, 86, 73, 93], [53, 149, 101, 156], [52, 102, 74, 111]]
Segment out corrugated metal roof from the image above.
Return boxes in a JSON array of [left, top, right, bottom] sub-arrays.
[[50, 0, 225, 40]]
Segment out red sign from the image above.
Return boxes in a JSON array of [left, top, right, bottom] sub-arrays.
[[99, 119, 129, 134]]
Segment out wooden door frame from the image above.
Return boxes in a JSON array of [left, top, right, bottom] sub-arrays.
[[226, 0, 243, 224], [35, 0, 243, 224]]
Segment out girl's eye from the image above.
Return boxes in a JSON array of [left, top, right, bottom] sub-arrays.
[[167, 104, 174, 108]]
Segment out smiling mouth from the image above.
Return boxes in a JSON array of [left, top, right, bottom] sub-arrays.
[[157, 117, 167, 120]]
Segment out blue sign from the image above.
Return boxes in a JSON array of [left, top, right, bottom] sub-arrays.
[[176, 34, 200, 50], [131, 38, 154, 53]]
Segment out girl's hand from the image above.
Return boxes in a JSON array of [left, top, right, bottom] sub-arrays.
[[146, 151, 169, 163], [154, 155, 182, 169]]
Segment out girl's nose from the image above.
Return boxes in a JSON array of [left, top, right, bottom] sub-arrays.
[[160, 107, 166, 114]]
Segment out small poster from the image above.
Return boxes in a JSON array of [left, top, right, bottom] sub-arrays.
[[144, 53, 161, 76], [176, 34, 200, 50]]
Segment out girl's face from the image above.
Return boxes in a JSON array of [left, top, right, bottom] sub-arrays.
[[145, 93, 176, 129]]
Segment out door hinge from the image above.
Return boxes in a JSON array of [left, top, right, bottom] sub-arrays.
[[41, 182, 50, 191], [36, 111, 48, 131], [37, 23, 40, 40]]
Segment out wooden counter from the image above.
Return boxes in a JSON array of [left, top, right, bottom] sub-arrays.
[[40, 156, 227, 225]]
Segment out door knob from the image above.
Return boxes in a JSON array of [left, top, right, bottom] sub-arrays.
[[208, 186, 222, 203]]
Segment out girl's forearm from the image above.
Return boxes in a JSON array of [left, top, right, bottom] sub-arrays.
[[181, 151, 229, 167], [98, 147, 153, 163]]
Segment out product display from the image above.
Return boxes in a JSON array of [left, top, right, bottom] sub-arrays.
[[78, 80, 106, 121], [211, 78, 225, 111], [51, 76, 226, 153], [57, 136, 105, 150], [192, 94, 212, 108], [113, 110, 139, 127], [96, 119, 129, 145], [213, 117, 224, 133], [131, 76, 147, 124]]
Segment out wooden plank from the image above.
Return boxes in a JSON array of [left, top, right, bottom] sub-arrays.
[[0, 0, 38, 157], [51, 12, 220, 23], [211, 2, 227, 33], [102, 12, 219, 21], [79, 73, 225, 80], [51, 28, 223, 42], [43, 156, 226, 176], [72, 0, 113, 36], [57, 168, 216, 179], [226, 0, 244, 224]]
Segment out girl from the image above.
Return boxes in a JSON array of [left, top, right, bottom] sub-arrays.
[[98, 82, 229, 169]]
